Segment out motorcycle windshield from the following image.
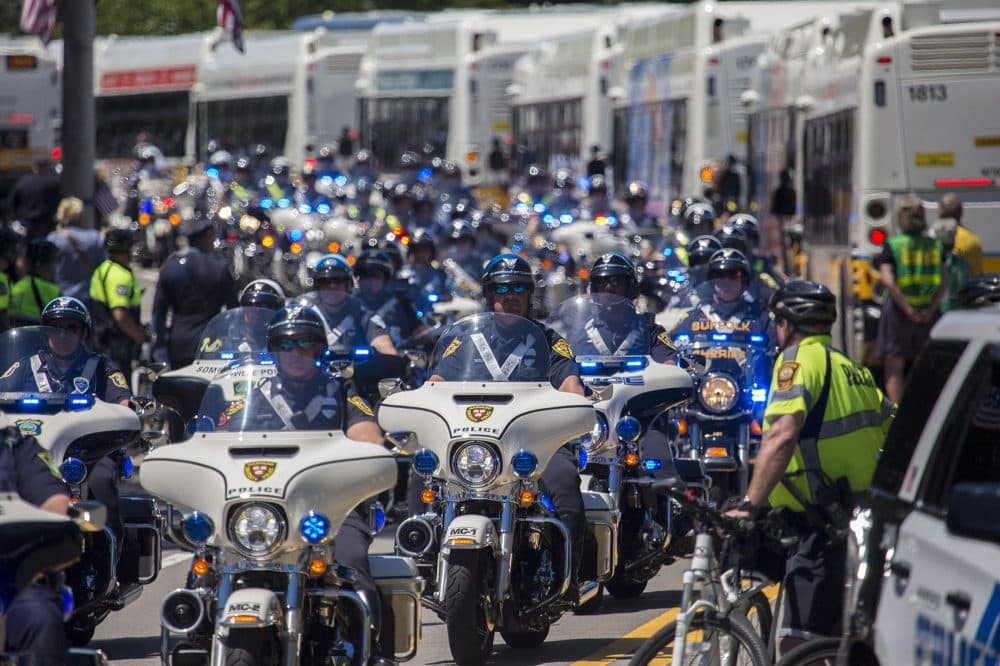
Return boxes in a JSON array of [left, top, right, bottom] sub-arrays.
[[195, 363, 345, 433], [195, 307, 274, 360], [0, 326, 104, 402], [430, 313, 550, 382], [546, 294, 650, 358]]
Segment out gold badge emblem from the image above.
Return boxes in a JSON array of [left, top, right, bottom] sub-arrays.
[[15, 419, 42, 437], [442, 338, 462, 358], [109, 372, 129, 389], [348, 395, 374, 417], [552, 338, 574, 359], [244, 461, 276, 482], [776, 361, 800, 392], [466, 405, 494, 422]]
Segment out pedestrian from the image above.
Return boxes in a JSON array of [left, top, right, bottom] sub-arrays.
[[7, 157, 61, 240], [930, 216, 972, 313], [9, 239, 60, 326], [938, 193, 982, 277], [152, 217, 238, 368], [90, 229, 147, 373], [726, 280, 892, 656], [487, 136, 508, 187], [585, 145, 607, 179], [874, 197, 948, 403], [47, 197, 106, 301]]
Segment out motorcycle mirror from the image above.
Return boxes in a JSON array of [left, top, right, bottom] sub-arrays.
[[385, 431, 415, 452], [142, 363, 168, 381], [589, 385, 614, 402], [378, 377, 403, 399], [328, 360, 354, 379], [68, 501, 107, 532], [686, 354, 708, 375], [404, 349, 428, 369]]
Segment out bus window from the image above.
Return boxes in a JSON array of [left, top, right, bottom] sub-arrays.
[[803, 108, 854, 246], [363, 97, 449, 169], [195, 96, 288, 161], [96, 91, 189, 160]]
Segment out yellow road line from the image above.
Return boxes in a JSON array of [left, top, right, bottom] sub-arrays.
[[571, 584, 780, 666]]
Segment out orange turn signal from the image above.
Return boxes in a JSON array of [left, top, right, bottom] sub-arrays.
[[519, 489, 535, 507], [699, 165, 714, 184], [327, 241, 340, 253], [450, 537, 475, 545], [308, 558, 327, 577], [169, 213, 181, 226], [192, 558, 210, 576], [750, 419, 762, 436], [229, 614, 259, 624], [706, 447, 728, 458], [138, 213, 151, 226], [420, 488, 435, 504], [290, 242, 303, 254], [677, 419, 688, 436], [624, 452, 640, 467], [261, 234, 275, 248]]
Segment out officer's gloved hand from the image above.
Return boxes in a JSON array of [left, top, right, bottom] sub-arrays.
[[151, 343, 169, 366]]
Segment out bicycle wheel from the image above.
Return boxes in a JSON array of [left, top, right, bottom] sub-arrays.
[[740, 591, 773, 644], [775, 637, 841, 665], [628, 612, 769, 666]]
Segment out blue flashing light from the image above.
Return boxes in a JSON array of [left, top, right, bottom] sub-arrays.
[[750, 334, 765, 344], [539, 493, 557, 513], [711, 333, 729, 342], [334, 175, 348, 187], [60, 585, 74, 621], [642, 458, 662, 471], [259, 198, 274, 209], [59, 457, 88, 485], [413, 448, 439, 475], [319, 175, 334, 187], [416, 310, 424, 318], [676, 274, 688, 282], [607, 216, 618, 226], [427, 293, 440, 303], [206, 167, 220, 179], [299, 511, 331, 544], [298, 204, 313, 214], [277, 197, 291, 209], [579, 360, 599, 373], [417, 167, 433, 183], [259, 352, 276, 365], [139, 200, 153, 214], [666, 269, 681, 277], [515, 202, 529, 213], [181, 511, 215, 544], [289, 228, 305, 242], [511, 450, 538, 477], [675, 335, 690, 344], [373, 502, 386, 533], [559, 251, 570, 263], [316, 203, 331, 215], [616, 416, 642, 443], [625, 357, 647, 370], [576, 176, 590, 191], [560, 213, 574, 224], [217, 352, 235, 361], [752, 387, 768, 403], [543, 214, 556, 225], [353, 346, 372, 360], [533, 203, 546, 214], [662, 247, 673, 256], [121, 455, 134, 479], [17, 397, 43, 409], [67, 395, 94, 410], [577, 447, 588, 470]]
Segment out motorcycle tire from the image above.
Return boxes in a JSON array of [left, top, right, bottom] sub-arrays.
[[445, 550, 495, 666], [66, 622, 95, 647], [500, 624, 550, 649], [225, 648, 257, 666], [574, 583, 603, 614], [775, 637, 841, 665], [606, 573, 648, 599]]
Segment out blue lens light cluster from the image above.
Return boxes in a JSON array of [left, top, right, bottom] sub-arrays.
[[511, 450, 538, 477], [298, 204, 313, 214], [277, 197, 291, 209], [260, 198, 274, 209], [539, 493, 557, 513], [289, 228, 304, 242], [427, 293, 440, 303], [299, 511, 331, 544], [751, 387, 768, 403], [625, 357, 647, 370], [642, 458, 662, 471], [413, 448, 439, 475], [182, 511, 215, 544], [59, 457, 87, 484], [372, 502, 386, 533], [317, 203, 331, 215], [17, 397, 44, 410], [711, 333, 729, 342], [616, 416, 642, 443], [121, 455, 134, 479], [577, 447, 588, 470], [67, 395, 94, 410], [352, 346, 371, 360], [750, 334, 765, 344]]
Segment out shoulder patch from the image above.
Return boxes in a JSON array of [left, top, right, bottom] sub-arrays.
[[37, 449, 62, 479], [217, 399, 245, 427], [776, 361, 800, 393], [115, 284, 129, 296], [109, 371, 129, 389], [441, 338, 462, 358], [348, 394, 374, 417], [656, 331, 675, 349], [1, 362, 19, 379], [552, 338, 574, 359]]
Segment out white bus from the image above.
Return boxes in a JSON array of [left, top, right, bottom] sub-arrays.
[[0, 37, 59, 195]]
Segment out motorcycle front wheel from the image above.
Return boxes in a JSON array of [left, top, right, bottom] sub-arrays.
[[223, 628, 279, 666], [445, 549, 495, 666]]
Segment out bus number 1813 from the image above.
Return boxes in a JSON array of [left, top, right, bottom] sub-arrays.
[[907, 84, 947, 102]]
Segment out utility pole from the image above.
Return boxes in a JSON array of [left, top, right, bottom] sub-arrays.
[[61, 0, 96, 228]]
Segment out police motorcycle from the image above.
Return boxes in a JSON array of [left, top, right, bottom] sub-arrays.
[[128, 175, 179, 268], [547, 295, 693, 605], [378, 313, 598, 665], [0, 327, 162, 646], [151, 307, 274, 442], [0, 494, 110, 665], [667, 287, 773, 502], [141, 363, 422, 666]]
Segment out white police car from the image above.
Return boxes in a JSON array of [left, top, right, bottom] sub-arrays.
[[842, 308, 1000, 664]]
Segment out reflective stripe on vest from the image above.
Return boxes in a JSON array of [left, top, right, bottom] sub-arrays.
[[888, 235, 942, 308], [470, 333, 532, 381], [30, 355, 99, 394]]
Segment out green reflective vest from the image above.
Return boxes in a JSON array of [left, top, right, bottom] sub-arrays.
[[887, 234, 943, 308]]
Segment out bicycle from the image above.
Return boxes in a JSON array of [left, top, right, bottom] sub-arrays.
[[774, 637, 841, 665], [628, 480, 791, 666]]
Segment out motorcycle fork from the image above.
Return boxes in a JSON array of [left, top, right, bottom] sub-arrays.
[[737, 424, 749, 497]]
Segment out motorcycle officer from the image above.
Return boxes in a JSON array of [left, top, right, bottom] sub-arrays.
[[548, 169, 580, 217], [228, 158, 259, 207], [715, 225, 778, 304], [221, 279, 286, 353], [355, 249, 424, 349], [1, 416, 71, 665], [582, 175, 612, 220], [443, 220, 486, 285], [262, 157, 295, 201], [214, 305, 392, 665], [623, 181, 659, 231], [428, 254, 589, 599], [300, 254, 398, 356], [398, 230, 447, 302]]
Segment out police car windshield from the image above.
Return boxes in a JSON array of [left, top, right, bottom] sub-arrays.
[[195, 307, 274, 360], [430, 313, 550, 382], [0, 326, 97, 397], [546, 294, 650, 357], [194, 363, 339, 433]]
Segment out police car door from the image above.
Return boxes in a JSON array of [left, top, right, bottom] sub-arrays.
[[875, 341, 1000, 665]]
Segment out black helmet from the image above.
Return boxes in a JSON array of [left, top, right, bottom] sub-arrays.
[[714, 225, 748, 256], [239, 279, 286, 311], [26, 239, 58, 268], [449, 220, 475, 243], [553, 169, 575, 190], [769, 279, 837, 330], [388, 182, 412, 202], [728, 213, 760, 248], [266, 305, 326, 349], [355, 149, 371, 165], [254, 143, 269, 158], [588, 174, 608, 196], [955, 273, 1000, 310], [399, 151, 419, 169], [684, 203, 716, 234], [589, 252, 639, 298], [104, 228, 134, 254], [686, 235, 723, 268], [42, 296, 92, 336], [380, 240, 405, 273], [442, 160, 461, 179], [317, 144, 336, 161], [409, 229, 437, 255], [356, 248, 395, 279], [309, 253, 353, 286], [270, 157, 290, 176], [678, 194, 710, 219], [482, 253, 534, 292], [525, 164, 547, 184], [235, 157, 251, 172], [625, 181, 649, 202], [707, 248, 750, 283]]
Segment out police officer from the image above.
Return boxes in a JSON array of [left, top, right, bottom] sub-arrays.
[[582, 175, 612, 219], [623, 181, 658, 230], [224, 279, 286, 353], [1, 417, 71, 664], [355, 249, 423, 349], [207, 305, 390, 663], [228, 157, 259, 208], [262, 157, 294, 201], [428, 254, 588, 597], [443, 220, 485, 286], [0, 227, 19, 332], [299, 254, 397, 356], [10, 239, 61, 327], [398, 230, 447, 303], [715, 225, 778, 304], [727, 280, 892, 653], [680, 202, 717, 246], [548, 169, 580, 217], [152, 217, 238, 368], [90, 229, 146, 372]]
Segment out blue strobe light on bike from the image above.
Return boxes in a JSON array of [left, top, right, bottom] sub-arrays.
[[299, 511, 331, 544], [413, 449, 439, 475], [616, 416, 642, 443], [182, 512, 215, 544], [511, 450, 538, 477]]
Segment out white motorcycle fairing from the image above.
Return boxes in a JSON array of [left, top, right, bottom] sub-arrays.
[[6, 400, 140, 464]]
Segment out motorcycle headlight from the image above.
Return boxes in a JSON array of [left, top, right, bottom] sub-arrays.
[[588, 412, 609, 450], [451, 441, 501, 488], [699, 374, 739, 413], [228, 503, 286, 557]]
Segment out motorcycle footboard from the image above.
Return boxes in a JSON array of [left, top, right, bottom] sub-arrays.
[[371, 555, 423, 662], [119, 496, 162, 585]]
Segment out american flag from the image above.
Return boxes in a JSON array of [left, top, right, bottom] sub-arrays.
[[217, 0, 245, 54], [20, 0, 57, 45]]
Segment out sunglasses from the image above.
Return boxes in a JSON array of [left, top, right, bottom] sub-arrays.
[[271, 338, 323, 352], [316, 277, 351, 287], [591, 277, 627, 290], [491, 284, 529, 295], [714, 270, 745, 281], [50, 324, 84, 336]]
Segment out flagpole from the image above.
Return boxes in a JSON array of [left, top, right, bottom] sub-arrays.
[[61, 0, 96, 229]]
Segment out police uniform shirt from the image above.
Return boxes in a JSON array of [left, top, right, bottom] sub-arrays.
[[90, 259, 142, 320], [9, 276, 60, 325], [304, 296, 389, 354], [358, 291, 420, 347], [0, 350, 132, 404], [0, 427, 68, 506]]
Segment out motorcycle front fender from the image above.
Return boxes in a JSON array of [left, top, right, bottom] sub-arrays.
[[440, 515, 498, 553], [218, 588, 282, 629]]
